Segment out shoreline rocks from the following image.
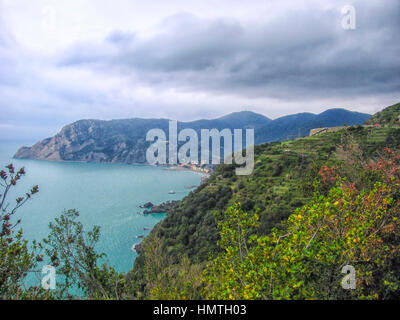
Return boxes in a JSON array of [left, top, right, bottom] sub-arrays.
[[142, 200, 179, 214], [139, 202, 154, 208], [133, 242, 142, 253]]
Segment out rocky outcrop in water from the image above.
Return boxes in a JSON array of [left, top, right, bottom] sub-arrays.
[[143, 200, 180, 214], [133, 242, 143, 254], [140, 202, 154, 208]]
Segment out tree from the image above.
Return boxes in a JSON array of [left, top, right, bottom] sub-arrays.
[[141, 236, 203, 300], [0, 164, 134, 300], [202, 203, 261, 299], [0, 164, 50, 299], [43, 209, 131, 299], [202, 150, 400, 299]]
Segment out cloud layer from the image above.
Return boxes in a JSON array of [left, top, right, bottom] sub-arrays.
[[0, 0, 399, 140]]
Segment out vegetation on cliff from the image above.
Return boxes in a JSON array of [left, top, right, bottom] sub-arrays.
[[203, 163, 400, 299], [133, 125, 400, 269], [3, 102, 400, 299], [130, 104, 400, 298]]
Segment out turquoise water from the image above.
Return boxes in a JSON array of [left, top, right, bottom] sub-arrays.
[[0, 141, 201, 275]]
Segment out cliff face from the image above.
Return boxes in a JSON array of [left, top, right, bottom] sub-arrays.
[[14, 112, 272, 164], [14, 138, 61, 161], [14, 109, 371, 164], [14, 118, 168, 164]]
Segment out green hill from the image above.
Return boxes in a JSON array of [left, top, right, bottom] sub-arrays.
[[131, 111, 400, 291], [365, 102, 400, 127], [256, 108, 370, 143]]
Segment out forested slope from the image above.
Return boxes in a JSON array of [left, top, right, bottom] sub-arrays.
[[132, 122, 400, 292]]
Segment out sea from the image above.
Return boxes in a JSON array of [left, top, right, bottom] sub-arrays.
[[0, 140, 202, 279]]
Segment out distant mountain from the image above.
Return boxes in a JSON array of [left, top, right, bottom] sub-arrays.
[[14, 108, 370, 163], [216, 111, 272, 128], [365, 102, 400, 127], [178, 111, 271, 133], [256, 108, 371, 143]]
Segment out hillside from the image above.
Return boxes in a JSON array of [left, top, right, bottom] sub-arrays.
[[365, 102, 400, 127], [131, 116, 400, 291], [14, 109, 370, 163], [256, 108, 370, 143]]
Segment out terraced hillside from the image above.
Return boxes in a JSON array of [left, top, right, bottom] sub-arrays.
[[365, 102, 400, 127], [132, 122, 400, 287]]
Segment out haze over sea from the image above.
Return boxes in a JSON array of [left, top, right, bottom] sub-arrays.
[[0, 141, 202, 274]]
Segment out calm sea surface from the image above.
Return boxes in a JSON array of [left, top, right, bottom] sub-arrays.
[[0, 141, 201, 275]]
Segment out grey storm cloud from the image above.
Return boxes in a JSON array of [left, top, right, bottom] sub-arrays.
[[1, 0, 400, 141], [0, 16, 20, 87], [59, 1, 400, 100], [0, 11, 118, 140]]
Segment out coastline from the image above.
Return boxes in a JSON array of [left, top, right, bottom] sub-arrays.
[[4, 150, 202, 272], [10, 152, 208, 261], [12, 156, 211, 178], [161, 164, 211, 180], [132, 168, 208, 254]]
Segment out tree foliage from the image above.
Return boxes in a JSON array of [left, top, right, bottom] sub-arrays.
[[0, 164, 51, 299], [141, 236, 203, 300], [203, 150, 400, 299], [43, 209, 132, 299]]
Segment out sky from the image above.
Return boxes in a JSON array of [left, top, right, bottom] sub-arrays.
[[0, 0, 399, 141]]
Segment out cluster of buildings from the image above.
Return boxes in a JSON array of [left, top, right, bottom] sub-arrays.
[[176, 162, 213, 174]]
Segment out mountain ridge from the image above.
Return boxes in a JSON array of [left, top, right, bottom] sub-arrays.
[[14, 108, 371, 163]]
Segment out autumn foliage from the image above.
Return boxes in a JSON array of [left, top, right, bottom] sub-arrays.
[[202, 149, 400, 299]]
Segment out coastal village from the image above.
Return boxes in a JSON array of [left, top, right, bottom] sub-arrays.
[[167, 162, 213, 174]]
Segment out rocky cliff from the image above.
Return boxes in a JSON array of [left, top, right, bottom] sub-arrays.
[[14, 118, 167, 163], [14, 109, 370, 163]]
